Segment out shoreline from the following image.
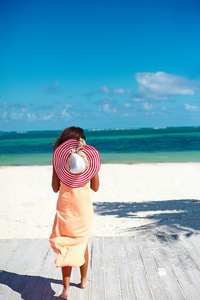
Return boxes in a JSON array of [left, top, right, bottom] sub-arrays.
[[1, 160, 200, 168], [2, 150, 200, 166], [0, 163, 200, 239]]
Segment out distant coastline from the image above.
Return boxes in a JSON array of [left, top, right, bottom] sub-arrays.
[[1, 126, 200, 166]]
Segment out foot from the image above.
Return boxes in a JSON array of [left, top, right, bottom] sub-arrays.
[[58, 288, 69, 299], [80, 279, 91, 289]]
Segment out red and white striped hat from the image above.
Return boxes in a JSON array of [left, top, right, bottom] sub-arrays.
[[53, 138, 101, 188]]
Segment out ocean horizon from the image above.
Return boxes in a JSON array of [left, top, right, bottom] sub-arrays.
[[1, 126, 200, 165]]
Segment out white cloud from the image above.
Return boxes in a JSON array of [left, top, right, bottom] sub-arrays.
[[2, 111, 8, 120], [161, 106, 174, 113], [121, 113, 133, 117], [132, 97, 146, 102], [65, 104, 73, 109], [124, 102, 132, 108], [10, 110, 23, 120], [113, 88, 132, 94], [9, 108, 37, 121], [113, 88, 125, 94], [60, 104, 74, 120], [184, 103, 199, 112], [61, 109, 71, 120], [1, 103, 37, 122], [103, 104, 117, 114], [143, 102, 153, 111], [102, 86, 110, 94], [27, 113, 36, 121], [135, 72, 195, 101], [102, 86, 132, 95], [41, 113, 54, 121]]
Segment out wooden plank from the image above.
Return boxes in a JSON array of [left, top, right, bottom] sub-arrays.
[[146, 235, 186, 300], [1, 235, 200, 300], [103, 236, 121, 300], [72, 263, 90, 299], [0, 239, 44, 300], [0, 239, 22, 270], [90, 236, 105, 300], [69, 267, 80, 300], [115, 236, 137, 300], [136, 235, 170, 300], [190, 234, 200, 254], [158, 235, 200, 300], [125, 236, 153, 300], [180, 235, 200, 270], [0, 239, 7, 247], [0, 240, 15, 266], [0, 239, 39, 295], [0, 239, 29, 293], [42, 253, 63, 299], [24, 242, 58, 300], [166, 235, 200, 297], [9, 239, 49, 300], [168, 235, 198, 269], [72, 238, 92, 300]]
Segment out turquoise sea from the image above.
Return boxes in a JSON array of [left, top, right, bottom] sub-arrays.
[[1, 127, 200, 165]]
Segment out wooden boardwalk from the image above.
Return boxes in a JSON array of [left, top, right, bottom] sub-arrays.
[[1, 235, 200, 300]]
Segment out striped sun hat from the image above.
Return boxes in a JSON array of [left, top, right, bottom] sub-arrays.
[[53, 138, 101, 188]]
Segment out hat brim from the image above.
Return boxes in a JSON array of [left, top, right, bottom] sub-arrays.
[[53, 139, 101, 188]]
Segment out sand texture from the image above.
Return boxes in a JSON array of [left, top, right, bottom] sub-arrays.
[[0, 163, 200, 239]]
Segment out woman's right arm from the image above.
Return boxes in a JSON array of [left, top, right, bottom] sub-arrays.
[[52, 167, 60, 193], [90, 173, 99, 192]]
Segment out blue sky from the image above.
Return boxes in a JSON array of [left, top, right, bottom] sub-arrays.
[[0, 0, 200, 131]]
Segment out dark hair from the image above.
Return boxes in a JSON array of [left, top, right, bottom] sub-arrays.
[[54, 126, 86, 150]]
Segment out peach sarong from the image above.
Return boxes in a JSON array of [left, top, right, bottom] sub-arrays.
[[49, 181, 93, 268]]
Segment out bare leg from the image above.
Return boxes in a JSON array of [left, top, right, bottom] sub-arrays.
[[80, 245, 91, 288], [59, 266, 72, 299]]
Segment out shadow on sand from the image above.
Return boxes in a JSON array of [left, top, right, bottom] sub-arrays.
[[93, 199, 200, 236]]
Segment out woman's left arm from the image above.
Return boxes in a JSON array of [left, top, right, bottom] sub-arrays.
[[52, 167, 60, 193], [90, 173, 99, 192]]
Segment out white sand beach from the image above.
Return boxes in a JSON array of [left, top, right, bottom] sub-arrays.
[[0, 163, 200, 239]]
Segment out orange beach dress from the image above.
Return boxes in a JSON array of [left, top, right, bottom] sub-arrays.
[[49, 181, 93, 268]]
